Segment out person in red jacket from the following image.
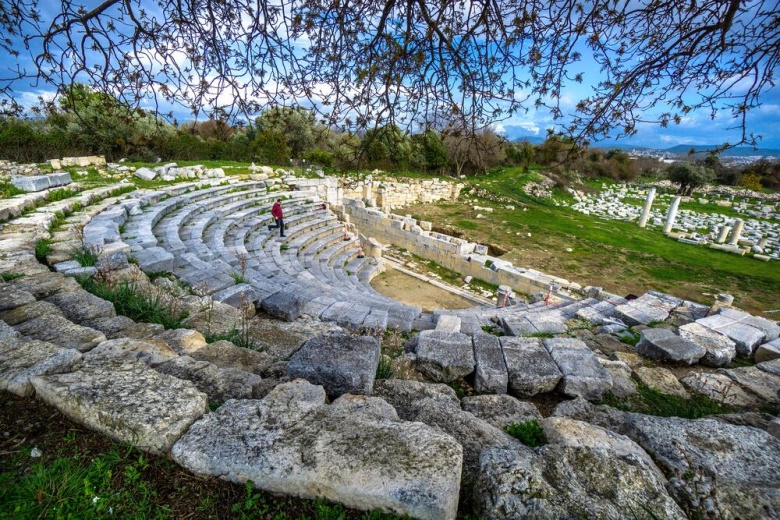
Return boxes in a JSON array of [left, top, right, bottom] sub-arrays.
[[268, 198, 286, 237]]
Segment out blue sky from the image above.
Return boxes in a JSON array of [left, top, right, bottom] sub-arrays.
[[3, 2, 779, 151]]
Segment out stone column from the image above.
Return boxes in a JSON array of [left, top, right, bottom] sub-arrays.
[[716, 226, 731, 244], [663, 195, 682, 233], [638, 188, 656, 228], [728, 219, 744, 245]]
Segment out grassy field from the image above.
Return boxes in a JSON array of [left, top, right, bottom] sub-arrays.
[[401, 167, 780, 313]]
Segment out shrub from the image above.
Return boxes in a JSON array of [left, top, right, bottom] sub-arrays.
[[503, 420, 547, 447]]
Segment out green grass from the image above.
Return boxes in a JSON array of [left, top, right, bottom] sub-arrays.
[[503, 420, 548, 447], [375, 356, 393, 379], [71, 246, 101, 267], [0, 181, 25, 199], [602, 382, 737, 419], [230, 271, 249, 284], [48, 210, 67, 232], [0, 272, 24, 282], [405, 166, 780, 311], [45, 187, 79, 202], [205, 327, 257, 351], [0, 446, 169, 518], [34, 238, 52, 263], [77, 277, 188, 329]]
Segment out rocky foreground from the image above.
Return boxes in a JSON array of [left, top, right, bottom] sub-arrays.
[[1, 165, 779, 519]]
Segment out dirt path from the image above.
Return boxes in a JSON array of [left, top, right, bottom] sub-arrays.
[[371, 268, 476, 312]]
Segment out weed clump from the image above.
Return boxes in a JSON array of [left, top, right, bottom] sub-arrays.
[[503, 420, 548, 447], [77, 275, 188, 329], [602, 383, 737, 419]]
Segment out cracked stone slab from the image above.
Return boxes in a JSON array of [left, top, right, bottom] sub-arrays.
[[472, 333, 508, 394], [172, 380, 462, 520], [0, 337, 82, 396], [501, 336, 561, 397], [14, 314, 106, 352], [31, 358, 207, 455], [543, 338, 613, 400], [678, 322, 736, 367], [288, 333, 380, 398], [45, 290, 116, 324], [636, 328, 706, 365], [680, 372, 759, 407], [415, 330, 476, 383], [721, 366, 780, 404]]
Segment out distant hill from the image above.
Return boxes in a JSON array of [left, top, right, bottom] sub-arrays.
[[663, 145, 780, 157]]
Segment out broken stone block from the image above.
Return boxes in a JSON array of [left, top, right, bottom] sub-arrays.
[[172, 380, 462, 520], [288, 333, 380, 398], [31, 358, 207, 454], [0, 338, 81, 396], [472, 333, 508, 394], [678, 322, 736, 367], [680, 372, 758, 407], [415, 330, 475, 383], [501, 337, 561, 397], [544, 338, 613, 400], [634, 366, 689, 398], [636, 328, 706, 365]]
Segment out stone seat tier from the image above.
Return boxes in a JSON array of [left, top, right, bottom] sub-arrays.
[[124, 180, 264, 251], [152, 187, 274, 256], [118, 182, 421, 331]]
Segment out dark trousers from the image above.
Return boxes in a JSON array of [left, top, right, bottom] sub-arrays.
[[269, 218, 285, 235]]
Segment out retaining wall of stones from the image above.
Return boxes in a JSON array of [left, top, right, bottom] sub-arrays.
[[340, 199, 574, 296]]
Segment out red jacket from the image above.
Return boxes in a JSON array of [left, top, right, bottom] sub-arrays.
[[271, 201, 283, 219]]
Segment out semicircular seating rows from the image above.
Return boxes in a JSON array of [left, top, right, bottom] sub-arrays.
[[118, 179, 422, 332]]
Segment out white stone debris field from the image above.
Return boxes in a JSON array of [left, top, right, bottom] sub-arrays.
[[1, 159, 779, 519]]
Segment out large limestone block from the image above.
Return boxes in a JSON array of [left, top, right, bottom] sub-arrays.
[[630, 416, 780, 518], [190, 340, 274, 375], [544, 338, 613, 400], [288, 333, 380, 398], [410, 396, 522, 481], [31, 358, 207, 455], [742, 315, 780, 343], [172, 380, 462, 520], [415, 330, 475, 383], [755, 339, 780, 363], [83, 337, 178, 367], [461, 394, 542, 430], [153, 328, 207, 355], [0, 286, 36, 311], [373, 378, 459, 421], [757, 358, 780, 377], [680, 372, 759, 407], [716, 322, 766, 356], [155, 355, 263, 402], [472, 333, 508, 394], [598, 358, 637, 398], [14, 314, 106, 352], [0, 300, 63, 325], [501, 336, 561, 397], [8, 271, 81, 299], [722, 366, 780, 404], [614, 301, 669, 326], [554, 401, 780, 519], [678, 322, 736, 367], [634, 366, 689, 398], [636, 328, 706, 365], [44, 290, 116, 323], [475, 419, 684, 520], [0, 338, 81, 396], [261, 290, 305, 321]]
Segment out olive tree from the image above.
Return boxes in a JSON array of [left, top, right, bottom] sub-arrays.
[[1, 0, 776, 146], [666, 163, 715, 196]]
